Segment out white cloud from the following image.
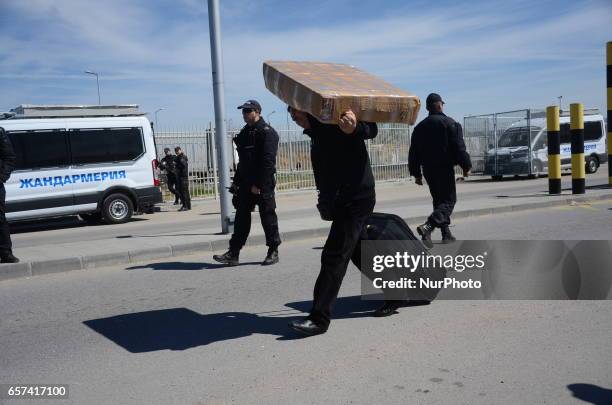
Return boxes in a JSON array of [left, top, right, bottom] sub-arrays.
[[1, 0, 610, 124]]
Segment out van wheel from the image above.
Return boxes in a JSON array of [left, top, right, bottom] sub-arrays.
[[585, 156, 599, 174], [102, 193, 134, 224], [79, 212, 102, 224]]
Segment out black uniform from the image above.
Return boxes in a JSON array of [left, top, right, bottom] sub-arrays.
[[0, 128, 16, 255], [229, 118, 281, 251], [160, 154, 180, 203], [303, 114, 378, 329], [408, 112, 471, 228], [175, 153, 191, 209]]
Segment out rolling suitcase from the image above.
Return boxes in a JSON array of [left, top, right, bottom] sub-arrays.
[[356, 212, 446, 301]]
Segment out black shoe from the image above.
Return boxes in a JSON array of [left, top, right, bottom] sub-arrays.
[[173, 200, 180, 205], [289, 319, 327, 336], [417, 221, 435, 249], [0, 252, 20, 264], [373, 300, 406, 317], [213, 249, 239, 266], [441, 226, 456, 244], [262, 247, 279, 265], [178, 206, 190, 211]]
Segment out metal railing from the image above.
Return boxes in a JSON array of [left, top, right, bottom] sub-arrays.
[[154, 123, 412, 201]]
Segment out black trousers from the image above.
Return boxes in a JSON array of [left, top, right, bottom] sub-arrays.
[[0, 184, 12, 253], [166, 173, 180, 202], [229, 191, 281, 251], [308, 197, 376, 329], [423, 166, 457, 228], [176, 177, 191, 209]]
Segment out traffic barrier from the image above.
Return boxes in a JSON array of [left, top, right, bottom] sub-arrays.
[[570, 103, 585, 194], [546, 106, 561, 194], [607, 41, 611, 186]]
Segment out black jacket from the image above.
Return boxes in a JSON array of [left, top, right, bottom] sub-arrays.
[[304, 115, 377, 202], [0, 128, 16, 184], [175, 154, 189, 178], [160, 154, 177, 175], [408, 112, 472, 177], [233, 118, 279, 193]]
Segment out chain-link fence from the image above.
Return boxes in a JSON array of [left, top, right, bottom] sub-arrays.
[[154, 123, 411, 201], [464, 109, 545, 178]]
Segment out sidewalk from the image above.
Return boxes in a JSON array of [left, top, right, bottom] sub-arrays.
[[2, 171, 611, 281]]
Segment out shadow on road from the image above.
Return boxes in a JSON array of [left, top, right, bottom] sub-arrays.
[[82, 296, 406, 351], [567, 383, 612, 405], [125, 261, 261, 271], [9, 216, 148, 234], [116, 233, 220, 238], [495, 183, 610, 199]]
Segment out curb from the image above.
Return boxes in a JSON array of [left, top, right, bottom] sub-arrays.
[[1, 193, 610, 282]]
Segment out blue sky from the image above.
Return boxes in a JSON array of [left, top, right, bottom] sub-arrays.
[[1, 0, 611, 129]]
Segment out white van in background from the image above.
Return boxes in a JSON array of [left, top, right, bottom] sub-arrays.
[[484, 110, 607, 178], [0, 105, 162, 224]]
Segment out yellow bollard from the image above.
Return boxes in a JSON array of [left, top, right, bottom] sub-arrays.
[[570, 103, 585, 194], [607, 41, 611, 186], [546, 106, 561, 194]]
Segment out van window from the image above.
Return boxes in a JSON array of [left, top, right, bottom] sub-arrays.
[[584, 121, 602, 141], [557, 122, 602, 143], [560, 124, 571, 144], [69, 127, 144, 164], [497, 126, 541, 147], [7, 129, 70, 170]]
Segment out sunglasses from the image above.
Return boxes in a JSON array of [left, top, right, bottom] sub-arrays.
[[242, 108, 254, 114]]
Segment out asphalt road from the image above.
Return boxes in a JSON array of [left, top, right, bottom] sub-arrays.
[[8, 168, 609, 250], [1, 201, 611, 404]]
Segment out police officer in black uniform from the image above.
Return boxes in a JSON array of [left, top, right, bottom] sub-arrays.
[[174, 146, 191, 211], [409, 93, 472, 248], [160, 147, 180, 205], [0, 127, 19, 263], [213, 100, 281, 266], [287, 107, 398, 336]]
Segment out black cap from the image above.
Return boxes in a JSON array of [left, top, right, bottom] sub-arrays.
[[164, 147, 171, 152], [426, 93, 444, 107], [237, 99, 262, 112]]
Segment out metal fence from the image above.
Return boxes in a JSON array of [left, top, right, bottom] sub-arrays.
[[154, 123, 412, 201], [464, 109, 544, 177]]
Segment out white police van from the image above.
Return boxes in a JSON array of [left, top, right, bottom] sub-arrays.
[[0, 105, 162, 224], [484, 109, 607, 178]]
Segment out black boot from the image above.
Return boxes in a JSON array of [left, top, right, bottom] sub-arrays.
[[441, 226, 456, 243], [262, 247, 279, 265], [0, 251, 20, 264], [416, 221, 435, 249], [173, 199, 180, 205], [213, 249, 239, 266]]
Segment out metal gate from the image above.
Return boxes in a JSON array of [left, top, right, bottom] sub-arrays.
[[464, 109, 545, 177], [154, 123, 412, 201]]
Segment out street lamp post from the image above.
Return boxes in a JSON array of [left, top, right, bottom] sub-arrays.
[[207, 0, 232, 234], [155, 108, 165, 132], [266, 110, 276, 124], [558, 96, 563, 112], [84, 71, 101, 104]]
